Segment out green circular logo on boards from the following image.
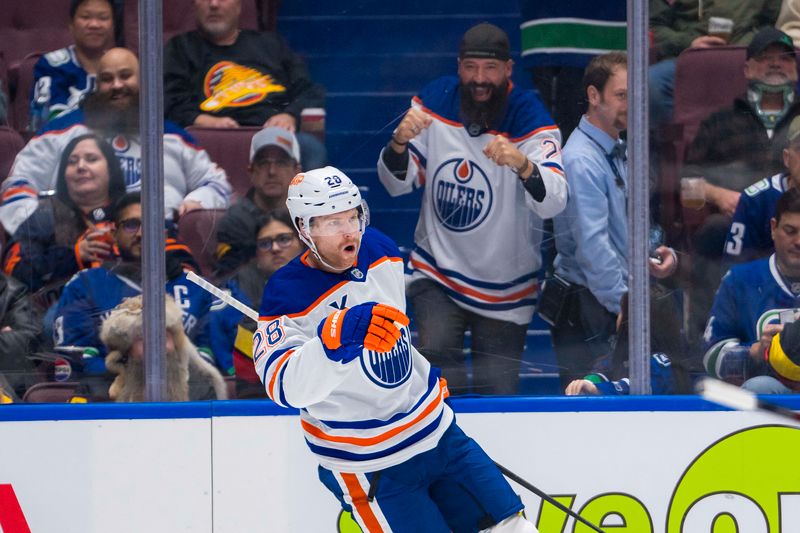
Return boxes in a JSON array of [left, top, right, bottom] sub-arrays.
[[337, 509, 362, 533], [667, 425, 800, 533]]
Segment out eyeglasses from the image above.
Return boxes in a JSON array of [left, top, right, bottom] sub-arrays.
[[256, 233, 297, 251], [117, 218, 142, 234], [253, 158, 295, 169]]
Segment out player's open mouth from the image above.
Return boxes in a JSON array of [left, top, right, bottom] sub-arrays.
[[343, 244, 356, 253]]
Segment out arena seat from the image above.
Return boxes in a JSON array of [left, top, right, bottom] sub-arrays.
[[673, 46, 749, 153], [187, 126, 260, 198], [22, 381, 80, 403], [123, 0, 261, 56], [0, 126, 24, 181], [0, 1, 73, 73], [656, 46, 749, 248], [176, 208, 227, 277], [9, 52, 42, 134]]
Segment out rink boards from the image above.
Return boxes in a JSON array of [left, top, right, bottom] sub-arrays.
[[1, 395, 799, 533]]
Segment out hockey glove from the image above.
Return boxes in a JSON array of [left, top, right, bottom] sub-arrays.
[[318, 302, 410, 363]]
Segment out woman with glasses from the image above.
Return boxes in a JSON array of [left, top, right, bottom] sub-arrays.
[[4, 133, 127, 293], [210, 209, 305, 397]]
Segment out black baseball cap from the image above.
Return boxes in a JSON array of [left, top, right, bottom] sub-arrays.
[[746, 27, 795, 60], [460, 23, 510, 61]]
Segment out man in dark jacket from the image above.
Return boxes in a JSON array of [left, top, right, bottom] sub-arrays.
[[0, 272, 41, 397], [163, 0, 326, 169]]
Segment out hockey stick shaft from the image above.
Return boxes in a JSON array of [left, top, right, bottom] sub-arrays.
[[494, 462, 604, 533], [187, 271, 259, 321], [698, 377, 800, 422]]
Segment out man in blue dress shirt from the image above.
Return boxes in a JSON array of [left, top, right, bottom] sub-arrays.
[[549, 52, 677, 389]]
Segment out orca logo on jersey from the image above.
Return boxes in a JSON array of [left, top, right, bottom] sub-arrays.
[[360, 328, 412, 388], [431, 158, 492, 232]]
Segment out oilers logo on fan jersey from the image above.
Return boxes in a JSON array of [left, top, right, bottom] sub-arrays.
[[362, 328, 413, 388], [432, 158, 492, 232]]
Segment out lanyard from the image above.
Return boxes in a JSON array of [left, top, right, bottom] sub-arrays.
[[577, 126, 626, 190]]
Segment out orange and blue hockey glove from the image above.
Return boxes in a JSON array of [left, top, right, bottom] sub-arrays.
[[317, 302, 410, 363]]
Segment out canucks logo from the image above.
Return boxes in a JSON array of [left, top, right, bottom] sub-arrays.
[[201, 61, 287, 111], [360, 329, 412, 388], [431, 158, 492, 232]]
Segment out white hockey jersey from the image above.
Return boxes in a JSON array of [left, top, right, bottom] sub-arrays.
[[255, 228, 453, 473], [1, 109, 231, 234], [377, 76, 567, 324]]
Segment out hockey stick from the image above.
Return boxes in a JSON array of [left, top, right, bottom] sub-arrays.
[[696, 377, 800, 423], [187, 271, 259, 321], [187, 272, 604, 532], [493, 462, 604, 532]]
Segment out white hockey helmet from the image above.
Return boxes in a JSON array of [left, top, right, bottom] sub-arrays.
[[286, 166, 368, 251]]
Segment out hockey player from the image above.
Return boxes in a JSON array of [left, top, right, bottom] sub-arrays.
[[255, 167, 536, 532]]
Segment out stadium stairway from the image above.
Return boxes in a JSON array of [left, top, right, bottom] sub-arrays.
[[276, 1, 561, 395]]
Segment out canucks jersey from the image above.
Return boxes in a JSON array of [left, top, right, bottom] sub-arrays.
[[377, 76, 567, 325], [54, 266, 221, 373], [1, 109, 231, 235], [704, 255, 800, 378], [30, 46, 95, 130], [584, 353, 675, 395], [724, 173, 787, 262], [255, 228, 453, 473]]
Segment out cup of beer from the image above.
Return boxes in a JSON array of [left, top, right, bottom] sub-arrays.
[[708, 17, 734, 43], [300, 108, 326, 142], [681, 177, 706, 209]]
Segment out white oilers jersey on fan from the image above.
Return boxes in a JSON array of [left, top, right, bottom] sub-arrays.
[[1, 109, 231, 234], [377, 76, 567, 325], [255, 228, 453, 473]]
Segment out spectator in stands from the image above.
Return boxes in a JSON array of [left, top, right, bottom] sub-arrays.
[[53, 192, 221, 377], [29, 0, 118, 131], [724, 115, 800, 263], [564, 286, 687, 395], [649, 0, 780, 125], [377, 23, 568, 395], [163, 0, 327, 170], [210, 209, 304, 397], [1, 47, 231, 236], [519, 0, 626, 140], [550, 52, 677, 389], [4, 133, 126, 293], [683, 27, 799, 348], [101, 295, 227, 402], [0, 272, 41, 398], [214, 127, 301, 275], [704, 188, 800, 393]]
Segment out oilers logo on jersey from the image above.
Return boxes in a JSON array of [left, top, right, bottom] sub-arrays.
[[361, 328, 413, 388], [432, 158, 492, 232]]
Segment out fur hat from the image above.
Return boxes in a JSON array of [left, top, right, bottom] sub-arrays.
[[101, 295, 184, 355], [101, 294, 228, 402]]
